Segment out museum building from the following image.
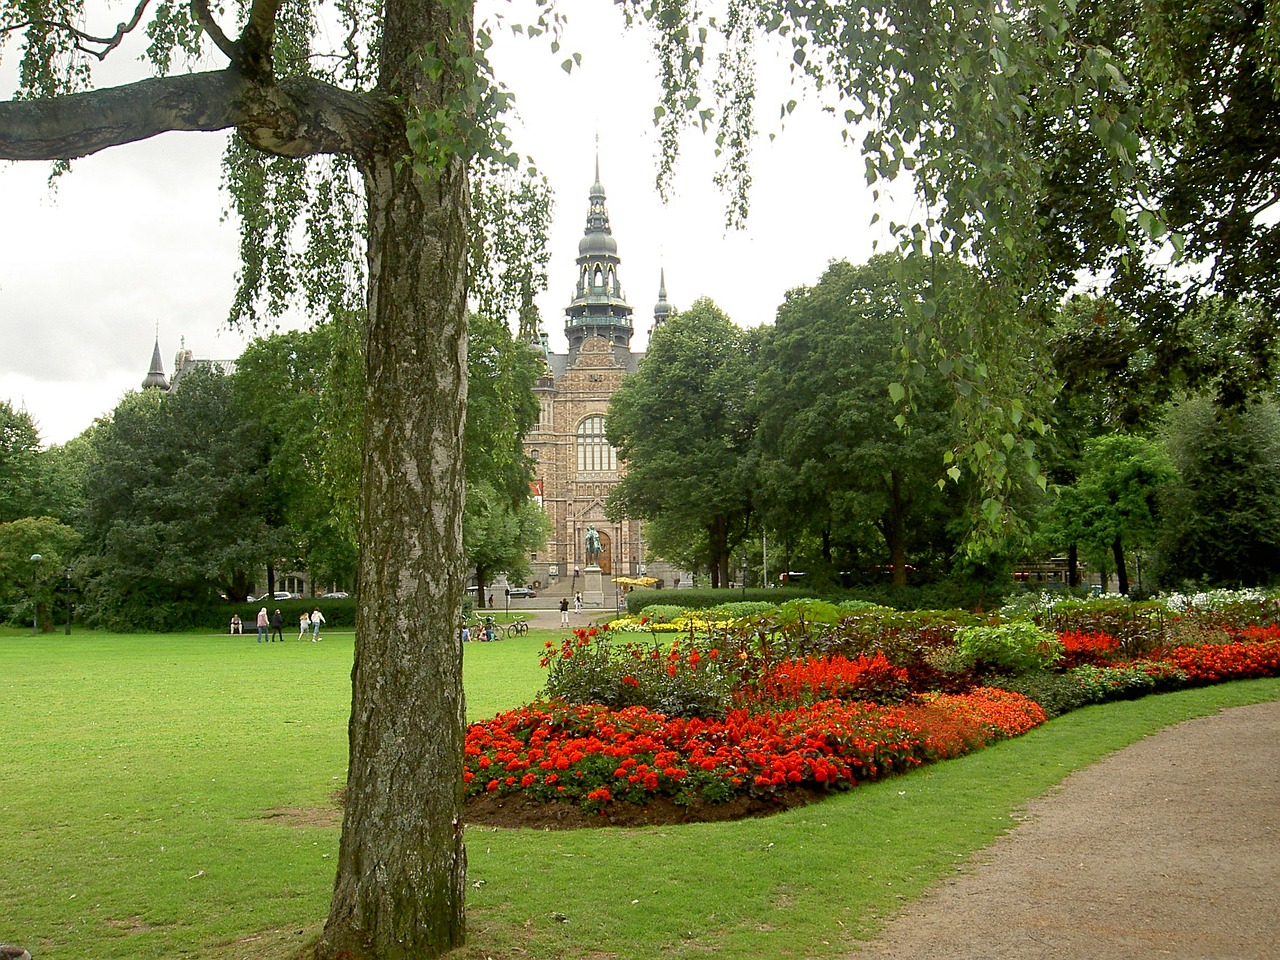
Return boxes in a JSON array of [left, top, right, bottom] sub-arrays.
[[521, 160, 681, 595]]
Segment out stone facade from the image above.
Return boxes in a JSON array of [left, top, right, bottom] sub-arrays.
[[522, 162, 680, 598]]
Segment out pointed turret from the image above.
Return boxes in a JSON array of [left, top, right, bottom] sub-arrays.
[[652, 269, 672, 328], [142, 337, 170, 391], [565, 154, 634, 362]]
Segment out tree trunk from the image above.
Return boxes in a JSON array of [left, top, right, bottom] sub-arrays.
[[884, 472, 909, 589], [1112, 537, 1129, 596], [316, 143, 470, 957], [1067, 543, 1079, 588]]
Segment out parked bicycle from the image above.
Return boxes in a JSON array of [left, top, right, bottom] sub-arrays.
[[506, 615, 529, 637]]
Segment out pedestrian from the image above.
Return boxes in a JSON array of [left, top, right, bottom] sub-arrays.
[[310, 608, 325, 641], [461, 624, 471, 644], [270, 608, 284, 642], [559, 596, 570, 626], [574, 592, 583, 613], [488, 593, 494, 609], [256, 607, 269, 643], [298, 609, 311, 639], [230, 613, 243, 635]]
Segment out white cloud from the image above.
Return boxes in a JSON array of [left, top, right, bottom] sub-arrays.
[[2, 0, 912, 446]]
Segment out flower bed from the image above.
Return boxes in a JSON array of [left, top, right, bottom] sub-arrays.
[[463, 688, 1046, 815], [465, 590, 1280, 825]]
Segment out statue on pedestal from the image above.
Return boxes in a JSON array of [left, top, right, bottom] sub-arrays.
[[584, 524, 602, 567]]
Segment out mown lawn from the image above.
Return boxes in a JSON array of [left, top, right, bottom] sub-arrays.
[[1, 625, 1276, 959]]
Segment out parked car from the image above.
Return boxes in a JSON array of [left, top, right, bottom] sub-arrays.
[[506, 586, 537, 599], [322, 591, 349, 599], [248, 591, 297, 602]]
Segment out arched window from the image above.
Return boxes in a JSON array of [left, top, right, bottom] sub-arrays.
[[577, 415, 616, 473]]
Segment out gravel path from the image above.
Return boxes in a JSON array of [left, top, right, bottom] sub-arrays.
[[849, 699, 1280, 960]]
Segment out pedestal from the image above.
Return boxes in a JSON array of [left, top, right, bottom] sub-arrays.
[[582, 565, 605, 608]]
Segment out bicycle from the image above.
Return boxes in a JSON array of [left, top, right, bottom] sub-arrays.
[[506, 615, 529, 637]]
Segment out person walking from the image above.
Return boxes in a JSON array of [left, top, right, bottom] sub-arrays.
[[574, 592, 583, 613], [559, 596, 570, 626], [270, 608, 284, 642], [256, 607, 269, 642], [298, 609, 311, 640], [310, 608, 325, 641]]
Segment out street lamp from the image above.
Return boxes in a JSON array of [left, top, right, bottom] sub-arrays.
[[739, 555, 748, 598], [64, 567, 73, 635], [30, 554, 42, 635]]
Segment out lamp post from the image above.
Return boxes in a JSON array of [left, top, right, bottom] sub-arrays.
[[739, 555, 747, 598], [30, 553, 42, 635], [64, 567, 73, 635]]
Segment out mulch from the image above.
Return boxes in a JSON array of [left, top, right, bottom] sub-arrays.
[[464, 785, 825, 830]]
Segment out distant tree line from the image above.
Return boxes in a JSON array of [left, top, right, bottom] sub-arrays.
[[606, 254, 1280, 600], [0, 309, 546, 631]]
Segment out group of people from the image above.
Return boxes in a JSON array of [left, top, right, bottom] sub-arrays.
[[461, 618, 498, 643], [231, 607, 326, 642]]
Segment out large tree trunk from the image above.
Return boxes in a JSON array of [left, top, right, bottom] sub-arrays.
[[316, 143, 470, 956], [1112, 537, 1129, 596]]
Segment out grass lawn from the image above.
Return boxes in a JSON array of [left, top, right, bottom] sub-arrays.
[[2, 625, 1277, 960]]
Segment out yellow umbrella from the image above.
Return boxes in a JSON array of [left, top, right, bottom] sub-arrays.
[[612, 575, 660, 587]]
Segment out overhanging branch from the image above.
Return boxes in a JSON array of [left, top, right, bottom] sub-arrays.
[[0, 69, 399, 162], [3, 0, 153, 61]]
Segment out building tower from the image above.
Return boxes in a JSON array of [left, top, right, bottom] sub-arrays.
[[565, 154, 635, 363], [522, 158, 654, 596], [652, 267, 672, 330], [141, 336, 170, 391]]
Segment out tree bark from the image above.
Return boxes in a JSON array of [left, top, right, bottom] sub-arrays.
[[316, 142, 470, 958], [1112, 537, 1129, 595], [0, 70, 394, 162]]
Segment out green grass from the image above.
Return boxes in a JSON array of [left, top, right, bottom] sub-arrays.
[[2, 625, 1277, 960]]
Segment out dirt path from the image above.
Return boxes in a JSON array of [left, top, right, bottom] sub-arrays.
[[849, 699, 1280, 960]]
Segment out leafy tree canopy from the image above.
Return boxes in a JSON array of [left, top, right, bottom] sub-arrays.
[[753, 255, 963, 587], [606, 297, 756, 587], [1040, 432, 1175, 594], [1157, 395, 1280, 589], [0, 516, 79, 628], [234, 321, 361, 589], [79, 369, 287, 629], [0, 400, 46, 522]]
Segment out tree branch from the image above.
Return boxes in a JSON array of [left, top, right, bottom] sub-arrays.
[[190, 0, 239, 64], [241, 0, 284, 79], [2, 0, 153, 61], [0, 69, 399, 163]]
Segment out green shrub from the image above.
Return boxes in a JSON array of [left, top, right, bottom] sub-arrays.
[[1039, 598, 1168, 656], [1067, 661, 1188, 702], [541, 628, 733, 718], [624, 587, 812, 615], [704, 601, 778, 620], [991, 671, 1094, 718], [825, 609, 984, 665], [954, 621, 1063, 674]]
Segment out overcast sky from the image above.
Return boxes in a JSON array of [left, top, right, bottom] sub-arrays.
[[1, 0, 904, 447]]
